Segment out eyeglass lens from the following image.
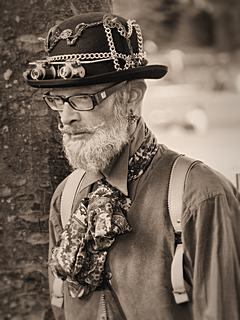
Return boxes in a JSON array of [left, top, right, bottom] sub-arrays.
[[44, 95, 93, 111]]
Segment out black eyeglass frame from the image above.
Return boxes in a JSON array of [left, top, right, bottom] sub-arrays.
[[42, 81, 126, 111]]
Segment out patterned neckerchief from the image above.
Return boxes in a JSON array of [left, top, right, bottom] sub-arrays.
[[50, 124, 158, 298]]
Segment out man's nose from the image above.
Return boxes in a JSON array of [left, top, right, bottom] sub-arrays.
[[60, 103, 80, 126]]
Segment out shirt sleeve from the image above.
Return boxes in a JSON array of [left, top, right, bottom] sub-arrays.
[[183, 192, 240, 320]]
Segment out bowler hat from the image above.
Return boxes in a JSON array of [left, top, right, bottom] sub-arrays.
[[24, 12, 167, 88]]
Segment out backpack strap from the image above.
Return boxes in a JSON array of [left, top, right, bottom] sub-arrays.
[[60, 168, 86, 227], [51, 168, 85, 308], [168, 154, 199, 304]]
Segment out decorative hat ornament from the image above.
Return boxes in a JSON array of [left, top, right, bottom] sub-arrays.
[[24, 12, 167, 88]]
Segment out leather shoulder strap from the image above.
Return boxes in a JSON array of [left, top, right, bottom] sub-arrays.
[[168, 154, 199, 304], [168, 154, 199, 233], [51, 168, 85, 308], [60, 168, 85, 228]]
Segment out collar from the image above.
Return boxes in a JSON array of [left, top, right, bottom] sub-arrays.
[[80, 118, 146, 196]]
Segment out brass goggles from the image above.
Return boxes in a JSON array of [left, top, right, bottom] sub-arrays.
[[43, 82, 126, 111]]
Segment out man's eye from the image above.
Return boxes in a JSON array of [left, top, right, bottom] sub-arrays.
[[48, 97, 56, 103], [70, 96, 92, 107], [54, 97, 64, 104]]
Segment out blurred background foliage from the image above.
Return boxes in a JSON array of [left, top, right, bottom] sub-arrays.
[[116, 0, 240, 51], [114, 0, 240, 183], [115, 0, 240, 91], [0, 0, 239, 319]]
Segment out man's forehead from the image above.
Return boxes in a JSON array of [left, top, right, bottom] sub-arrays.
[[50, 82, 115, 95]]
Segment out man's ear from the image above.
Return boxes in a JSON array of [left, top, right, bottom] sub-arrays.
[[126, 80, 147, 113]]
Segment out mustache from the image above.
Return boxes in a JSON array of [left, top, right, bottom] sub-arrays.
[[58, 122, 105, 135]]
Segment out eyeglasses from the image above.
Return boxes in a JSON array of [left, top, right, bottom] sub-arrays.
[[42, 82, 126, 112]]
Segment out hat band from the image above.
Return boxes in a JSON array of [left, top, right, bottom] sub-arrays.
[[24, 51, 148, 81], [48, 51, 146, 65]]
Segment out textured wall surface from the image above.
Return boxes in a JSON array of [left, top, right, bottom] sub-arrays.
[[0, 1, 112, 319]]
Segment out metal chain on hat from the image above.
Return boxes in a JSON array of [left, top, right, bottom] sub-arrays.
[[103, 15, 145, 71], [49, 52, 111, 61], [48, 52, 146, 65], [104, 15, 134, 39], [104, 15, 145, 65], [103, 17, 121, 71], [134, 23, 144, 61]]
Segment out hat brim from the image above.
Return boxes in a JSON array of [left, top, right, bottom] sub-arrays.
[[25, 65, 168, 88]]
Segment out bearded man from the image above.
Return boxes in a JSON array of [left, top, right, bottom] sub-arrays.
[[24, 12, 240, 320]]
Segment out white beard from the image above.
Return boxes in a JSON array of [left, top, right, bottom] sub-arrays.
[[62, 109, 129, 172]]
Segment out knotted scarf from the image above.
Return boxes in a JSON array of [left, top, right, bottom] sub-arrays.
[[49, 124, 158, 298]]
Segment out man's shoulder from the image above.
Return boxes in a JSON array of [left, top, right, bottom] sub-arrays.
[[183, 160, 239, 211], [150, 147, 238, 209]]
